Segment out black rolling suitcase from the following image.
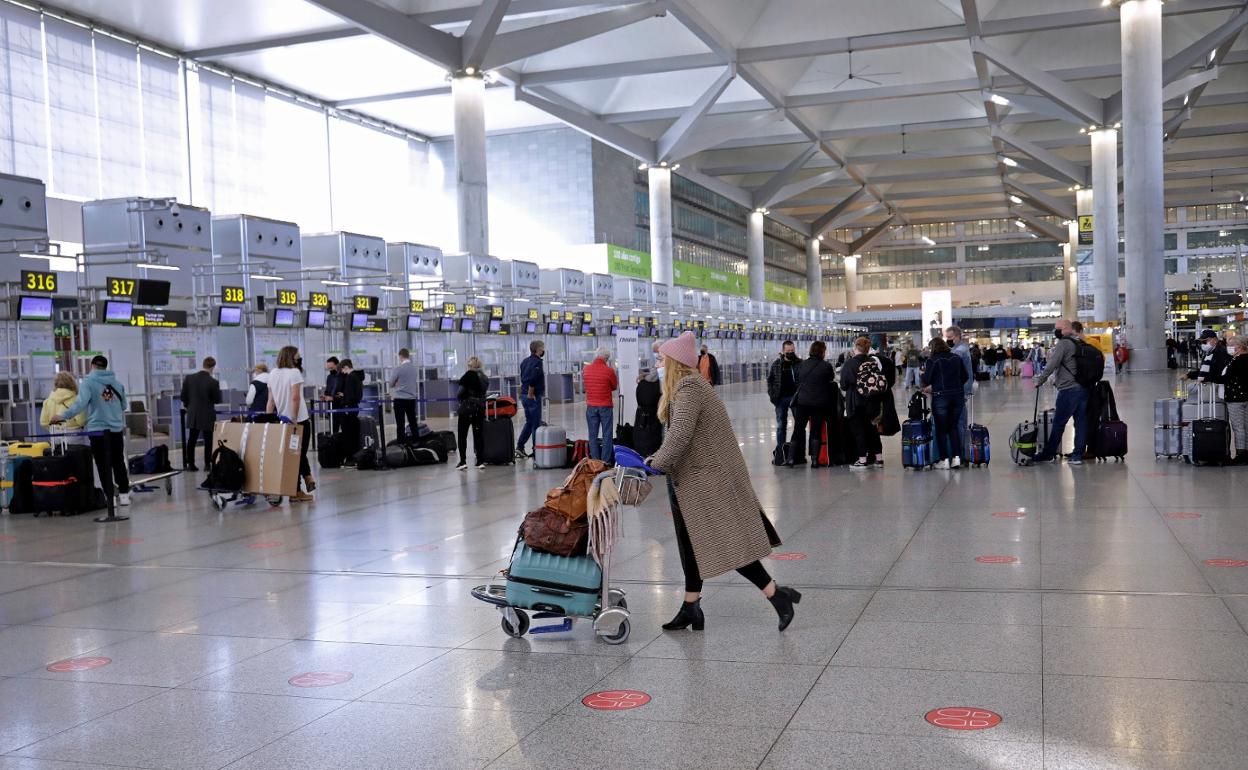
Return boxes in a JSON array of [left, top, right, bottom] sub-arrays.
[[481, 399, 515, 465], [357, 414, 381, 452], [30, 454, 85, 516], [1189, 383, 1230, 466], [317, 432, 345, 469]]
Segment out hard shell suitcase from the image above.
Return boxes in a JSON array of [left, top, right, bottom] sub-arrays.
[[505, 539, 602, 617], [808, 420, 832, 467], [5, 455, 33, 512], [966, 395, 990, 467], [316, 432, 344, 469], [481, 417, 516, 465], [534, 426, 568, 469], [1187, 383, 1229, 465], [1020, 361, 1035, 378], [1154, 397, 1183, 427], [9, 442, 50, 458], [1155, 424, 1183, 458], [357, 414, 380, 452], [902, 419, 933, 469], [30, 454, 85, 515]]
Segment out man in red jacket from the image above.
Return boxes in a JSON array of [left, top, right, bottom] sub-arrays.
[[582, 346, 619, 464]]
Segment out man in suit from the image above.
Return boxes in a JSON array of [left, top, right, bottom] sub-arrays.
[[180, 357, 221, 472]]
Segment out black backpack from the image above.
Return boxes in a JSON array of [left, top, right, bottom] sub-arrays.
[[1069, 340, 1105, 387], [206, 440, 245, 491], [127, 445, 172, 475]]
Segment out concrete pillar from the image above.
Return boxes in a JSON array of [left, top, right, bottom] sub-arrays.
[[747, 210, 765, 301], [647, 167, 674, 286], [1090, 129, 1121, 321], [452, 75, 488, 255], [843, 255, 859, 312], [1119, 0, 1167, 370], [1064, 221, 1078, 318], [806, 237, 823, 309]]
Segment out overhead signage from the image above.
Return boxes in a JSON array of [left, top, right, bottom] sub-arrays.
[[21, 270, 57, 294], [129, 309, 187, 328], [310, 291, 330, 308], [527, 308, 539, 320], [584, 312, 593, 322], [464, 304, 477, 316], [1078, 215, 1094, 246], [276, 289, 298, 306], [221, 286, 246, 305], [352, 317, 389, 333], [443, 302, 457, 315], [410, 299, 425, 313], [107, 276, 136, 298], [353, 295, 379, 313], [490, 305, 504, 319]]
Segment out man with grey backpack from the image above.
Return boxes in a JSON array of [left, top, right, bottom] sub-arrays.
[[1032, 320, 1102, 465]]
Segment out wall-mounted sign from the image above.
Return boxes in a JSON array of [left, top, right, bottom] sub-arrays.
[[221, 286, 246, 305], [276, 289, 298, 306], [409, 299, 425, 313], [130, 309, 187, 328], [21, 270, 57, 294], [490, 305, 504, 319], [1078, 215, 1094, 246], [107, 277, 136, 298], [464, 304, 477, 316], [443, 302, 457, 315], [309, 291, 330, 308], [527, 308, 538, 320], [353, 295, 379, 313]]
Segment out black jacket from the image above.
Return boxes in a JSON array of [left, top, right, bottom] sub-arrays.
[[793, 357, 838, 412], [457, 369, 488, 402], [341, 371, 363, 407], [840, 353, 885, 414], [636, 378, 661, 415], [767, 354, 801, 403], [326, 371, 342, 403], [698, 352, 722, 385], [180, 370, 220, 432], [921, 351, 969, 398], [1196, 342, 1232, 384]]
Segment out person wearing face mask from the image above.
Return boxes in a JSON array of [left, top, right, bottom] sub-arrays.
[[515, 340, 546, 459], [944, 326, 975, 452], [1192, 329, 1231, 388], [767, 340, 801, 453], [1223, 335, 1248, 463]]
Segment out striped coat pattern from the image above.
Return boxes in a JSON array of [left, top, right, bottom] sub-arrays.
[[649, 374, 778, 579]]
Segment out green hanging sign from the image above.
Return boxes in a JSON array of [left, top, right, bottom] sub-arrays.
[[606, 245, 651, 280]]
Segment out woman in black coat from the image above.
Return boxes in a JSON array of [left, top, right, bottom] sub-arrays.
[[455, 357, 489, 469], [789, 340, 839, 467], [840, 336, 885, 469]]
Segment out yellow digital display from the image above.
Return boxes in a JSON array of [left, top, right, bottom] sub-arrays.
[[490, 306, 504, 319], [527, 308, 538, 320], [220, 286, 245, 305], [276, 290, 298, 306], [107, 277, 136, 298], [310, 291, 330, 308], [443, 302, 457, 315], [409, 300, 425, 313], [21, 270, 56, 294], [464, 304, 477, 317]]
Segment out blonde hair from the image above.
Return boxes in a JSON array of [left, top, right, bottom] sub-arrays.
[[658, 357, 698, 424], [467, 356, 483, 370], [53, 371, 77, 392], [252, 362, 269, 374], [1228, 335, 1244, 350]]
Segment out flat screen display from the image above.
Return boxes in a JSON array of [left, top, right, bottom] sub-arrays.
[[136, 279, 171, 306], [560, 322, 573, 335], [524, 321, 538, 334], [438, 316, 455, 332], [103, 299, 132, 324], [459, 318, 475, 333], [350, 312, 370, 330], [306, 309, 327, 328], [17, 295, 53, 321], [610, 324, 619, 335], [217, 305, 242, 326], [546, 321, 559, 334], [273, 308, 295, 328], [406, 314, 422, 331], [488, 319, 502, 333], [581, 323, 592, 335]]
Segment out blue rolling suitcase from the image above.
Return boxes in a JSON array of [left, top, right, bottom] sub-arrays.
[[967, 396, 990, 467], [505, 540, 602, 617], [902, 418, 934, 470]]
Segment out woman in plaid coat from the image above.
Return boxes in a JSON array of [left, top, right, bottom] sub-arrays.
[[648, 331, 801, 632]]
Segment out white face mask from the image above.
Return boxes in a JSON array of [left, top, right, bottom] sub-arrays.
[[1203, 342, 1216, 353], [1230, 346, 1240, 356]]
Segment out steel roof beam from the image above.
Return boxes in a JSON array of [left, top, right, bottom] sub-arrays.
[[461, 0, 511, 71], [970, 37, 1105, 126], [657, 65, 737, 162], [1009, 208, 1067, 242], [991, 128, 1089, 187], [750, 143, 820, 208], [765, 169, 847, 208], [850, 217, 899, 253], [1004, 177, 1076, 221], [482, 1, 666, 70], [813, 188, 871, 236], [303, 0, 461, 70], [512, 87, 656, 161]]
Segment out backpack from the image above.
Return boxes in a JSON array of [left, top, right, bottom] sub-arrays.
[[127, 445, 172, 475], [206, 440, 245, 492], [1069, 340, 1105, 387], [854, 356, 888, 399]]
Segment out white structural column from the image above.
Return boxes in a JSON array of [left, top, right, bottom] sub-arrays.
[[806, 238, 823, 309], [747, 210, 765, 301], [452, 74, 489, 255], [1090, 129, 1121, 321], [647, 167, 674, 286], [1119, 0, 1167, 370], [1064, 219, 1079, 317], [843, 255, 859, 312]]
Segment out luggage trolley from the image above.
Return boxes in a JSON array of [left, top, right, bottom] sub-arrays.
[[472, 447, 657, 645]]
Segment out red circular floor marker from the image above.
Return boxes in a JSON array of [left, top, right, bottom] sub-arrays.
[[769, 552, 807, 561], [991, 511, 1026, 518], [583, 690, 650, 711], [109, 537, 143, 545], [247, 541, 282, 549], [47, 656, 112, 673], [925, 707, 1002, 730], [1204, 558, 1248, 568], [288, 671, 353, 688], [1165, 512, 1202, 520], [975, 555, 1019, 564]]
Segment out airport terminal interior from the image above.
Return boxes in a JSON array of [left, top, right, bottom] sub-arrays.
[[0, 0, 1247, 768]]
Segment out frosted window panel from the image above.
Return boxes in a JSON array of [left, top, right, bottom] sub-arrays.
[[234, 78, 265, 212], [259, 94, 330, 231], [0, 3, 48, 180], [329, 116, 437, 242], [45, 17, 98, 198], [198, 69, 237, 214], [94, 33, 142, 198], [140, 49, 184, 199]]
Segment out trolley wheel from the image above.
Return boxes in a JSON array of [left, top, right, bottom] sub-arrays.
[[600, 618, 630, 645], [501, 610, 530, 638], [211, 494, 227, 511], [614, 597, 629, 611]]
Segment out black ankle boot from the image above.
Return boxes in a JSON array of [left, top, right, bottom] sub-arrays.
[[662, 599, 704, 631], [768, 586, 801, 632]]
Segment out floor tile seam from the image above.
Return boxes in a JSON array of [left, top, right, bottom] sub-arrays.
[[0, 563, 116, 598], [332, 646, 460, 703], [776, 725, 1041, 744], [204, 698, 358, 770], [1153, 498, 1248, 637], [1, 680, 177, 759], [1, 750, 149, 769]]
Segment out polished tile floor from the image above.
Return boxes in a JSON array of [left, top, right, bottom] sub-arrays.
[[0, 371, 1245, 769]]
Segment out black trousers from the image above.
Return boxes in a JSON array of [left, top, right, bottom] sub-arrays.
[[340, 413, 360, 455], [89, 431, 129, 498], [393, 398, 418, 442], [457, 411, 484, 464], [849, 406, 882, 461], [669, 480, 771, 594], [185, 428, 211, 469], [297, 419, 312, 490]]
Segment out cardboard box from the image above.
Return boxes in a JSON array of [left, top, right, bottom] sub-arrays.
[[212, 421, 303, 497]]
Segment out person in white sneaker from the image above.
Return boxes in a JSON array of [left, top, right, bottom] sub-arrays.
[[922, 337, 969, 470]]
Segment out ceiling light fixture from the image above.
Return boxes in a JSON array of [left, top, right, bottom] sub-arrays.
[[137, 262, 180, 271], [321, 279, 349, 286], [1009, 195, 1024, 205], [1015, 220, 1028, 229], [250, 273, 282, 281], [1000, 156, 1018, 167], [989, 93, 1011, 106], [379, 285, 406, 292]]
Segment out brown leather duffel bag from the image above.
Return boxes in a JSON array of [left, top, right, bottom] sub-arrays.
[[521, 506, 588, 557]]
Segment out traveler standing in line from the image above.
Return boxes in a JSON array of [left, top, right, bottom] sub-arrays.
[[245, 363, 271, 415], [266, 346, 314, 502], [40, 372, 86, 434], [903, 344, 923, 390], [322, 357, 342, 432], [945, 326, 976, 451], [1032, 319, 1092, 465], [994, 344, 1007, 378], [981, 344, 998, 379], [1193, 328, 1231, 386], [840, 336, 886, 469], [922, 337, 969, 469], [180, 357, 221, 472], [51, 355, 131, 508], [390, 348, 420, 443], [338, 359, 363, 458], [647, 331, 799, 633], [455, 357, 488, 470], [697, 344, 721, 386], [790, 340, 838, 467], [766, 340, 801, 452], [1222, 335, 1248, 464], [582, 346, 619, 465], [516, 341, 545, 459]]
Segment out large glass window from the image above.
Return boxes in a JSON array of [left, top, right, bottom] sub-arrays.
[[861, 269, 956, 290], [1186, 228, 1248, 249], [0, 3, 48, 181], [965, 265, 1063, 285], [45, 17, 98, 198], [859, 247, 955, 268], [967, 241, 1061, 261]]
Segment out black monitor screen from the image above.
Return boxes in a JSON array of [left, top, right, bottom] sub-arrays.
[[217, 305, 242, 326], [581, 323, 592, 335], [103, 300, 132, 324], [136, 279, 171, 306], [406, 314, 422, 331], [306, 309, 327, 328], [273, 308, 295, 328], [546, 321, 559, 334], [18, 295, 52, 321], [561, 322, 573, 335], [460, 318, 475, 333], [524, 321, 538, 334], [438, 316, 455, 332], [488, 319, 502, 333]]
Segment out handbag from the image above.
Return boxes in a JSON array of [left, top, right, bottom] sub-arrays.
[[521, 506, 588, 557], [543, 457, 608, 519]]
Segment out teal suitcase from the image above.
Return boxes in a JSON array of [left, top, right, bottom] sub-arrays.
[[505, 540, 602, 617]]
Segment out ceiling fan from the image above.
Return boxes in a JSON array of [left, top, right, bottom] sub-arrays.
[[829, 49, 902, 89]]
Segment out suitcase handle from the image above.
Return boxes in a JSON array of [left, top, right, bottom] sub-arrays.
[[32, 476, 78, 488], [527, 586, 574, 598]]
